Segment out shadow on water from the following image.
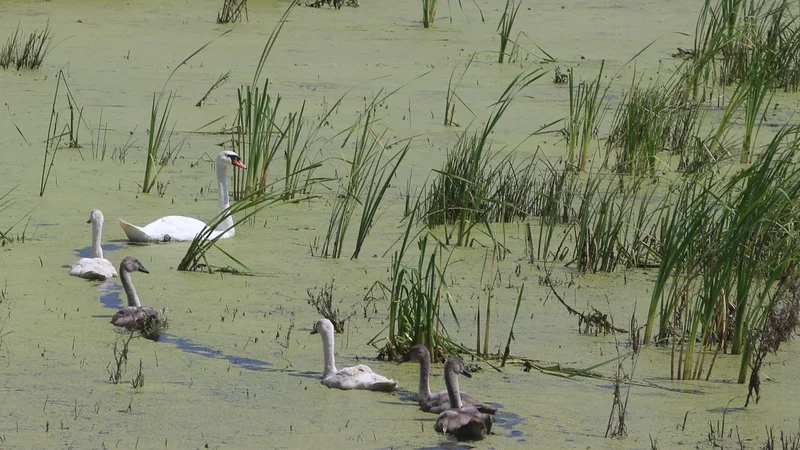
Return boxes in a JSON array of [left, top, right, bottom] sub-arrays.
[[160, 334, 272, 371], [73, 243, 126, 258], [96, 286, 273, 371]]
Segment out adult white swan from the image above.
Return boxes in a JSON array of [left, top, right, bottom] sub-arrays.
[[434, 357, 494, 440], [311, 318, 398, 391], [111, 256, 163, 338], [70, 209, 118, 280], [401, 344, 497, 414], [119, 150, 246, 242]]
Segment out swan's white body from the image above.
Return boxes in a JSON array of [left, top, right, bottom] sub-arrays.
[[70, 209, 118, 280], [311, 318, 398, 392], [119, 151, 246, 242]]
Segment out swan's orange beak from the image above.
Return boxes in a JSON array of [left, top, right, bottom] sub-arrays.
[[233, 158, 246, 169]]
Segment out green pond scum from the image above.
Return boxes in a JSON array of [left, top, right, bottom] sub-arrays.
[[1, 0, 799, 448]]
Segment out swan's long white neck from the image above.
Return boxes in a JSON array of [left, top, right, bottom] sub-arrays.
[[418, 354, 433, 401], [217, 163, 234, 232], [91, 217, 104, 259], [320, 328, 338, 377], [444, 366, 464, 409], [120, 269, 141, 307]]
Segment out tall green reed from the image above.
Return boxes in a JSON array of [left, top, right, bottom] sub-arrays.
[[643, 125, 800, 382], [178, 167, 323, 273], [368, 209, 468, 361], [321, 99, 408, 259], [444, 54, 476, 126], [422, 0, 438, 28], [497, 0, 522, 63], [606, 76, 703, 175], [424, 69, 545, 246], [141, 92, 176, 194], [566, 61, 606, 172], [232, 2, 296, 198], [140, 29, 232, 194]]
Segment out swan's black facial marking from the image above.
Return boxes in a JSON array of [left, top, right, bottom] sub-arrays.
[[228, 154, 246, 169], [163, 234, 171, 243]]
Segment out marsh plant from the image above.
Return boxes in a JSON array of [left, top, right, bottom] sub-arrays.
[[497, 0, 522, 63], [423, 69, 546, 246], [232, 2, 296, 199], [233, 80, 284, 198], [321, 101, 408, 259], [370, 216, 465, 361], [569, 174, 662, 273], [306, 279, 351, 333], [605, 314, 641, 438], [217, 0, 247, 24], [745, 270, 800, 407], [140, 29, 232, 193], [565, 62, 607, 172], [444, 54, 475, 126], [107, 331, 136, 384], [422, 0, 438, 28], [141, 92, 178, 194], [195, 71, 231, 107], [643, 125, 800, 383], [685, 0, 800, 103], [0, 21, 53, 70], [606, 77, 704, 175], [178, 170, 321, 273]]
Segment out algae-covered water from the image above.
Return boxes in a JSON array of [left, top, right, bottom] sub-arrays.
[[1, 0, 799, 448]]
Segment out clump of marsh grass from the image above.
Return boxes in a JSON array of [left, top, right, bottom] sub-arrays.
[[422, 0, 438, 28], [763, 425, 800, 450], [643, 125, 800, 383], [0, 21, 53, 71], [369, 213, 468, 361], [568, 172, 665, 273], [131, 359, 145, 389], [497, 0, 522, 63], [605, 313, 640, 438], [40, 73, 65, 197], [423, 69, 547, 246], [320, 94, 408, 259], [141, 92, 178, 194], [141, 29, 232, 194], [606, 76, 704, 175], [107, 331, 135, 384], [307, 279, 352, 333], [217, 0, 248, 24], [564, 61, 607, 172], [232, 2, 295, 199]]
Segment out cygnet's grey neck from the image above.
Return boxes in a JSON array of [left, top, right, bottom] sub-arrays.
[[120, 269, 141, 307], [418, 354, 433, 402], [444, 365, 464, 409]]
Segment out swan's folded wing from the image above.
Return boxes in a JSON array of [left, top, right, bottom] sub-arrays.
[[324, 365, 398, 391], [70, 258, 117, 280], [434, 407, 493, 440]]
